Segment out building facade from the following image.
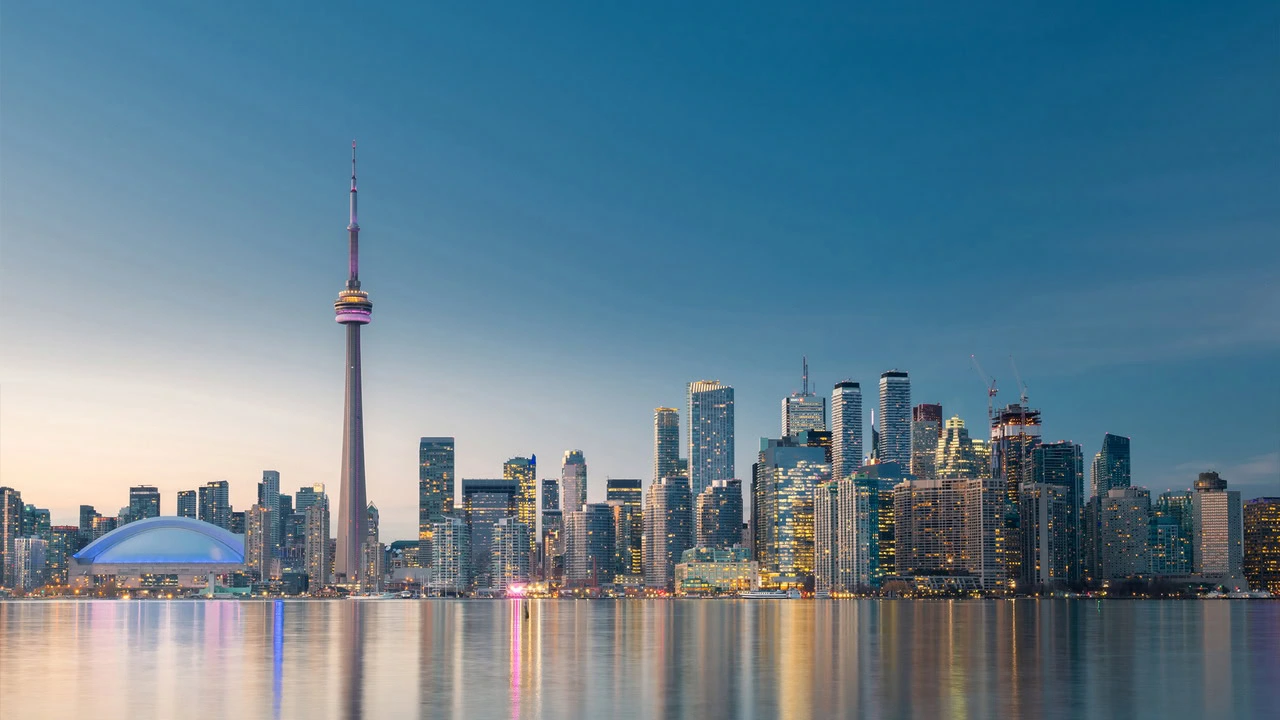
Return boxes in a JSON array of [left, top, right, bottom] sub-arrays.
[[492, 517, 531, 592], [561, 451, 588, 512], [688, 380, 735, 498], [564, 504, 616, 588], [1192, 472, 1243, 579], [418, 437, 456, 565], [429, 516, 469, 595], [892, 476, 1005, 590], [176, 490, 197, 519], [127, 486, 161, 524], [504, 456, 538, 553], [877, 371, 911, 470], [831, 381, 863, 481], [696, 479, 743, 549], [675, 547, 756, 595], [198, 481, 231, 531], [461, 479, 520, 589], [1097, 487, 1151, 580], [910, 403, 942, 480], [304, 497, 330, 590], [1243, 497, 1280, 595], [643, 476, 694, 590], [1091, 433, 1131, 500], [753, 438, 829, 589], [654, 408, 680, 484]]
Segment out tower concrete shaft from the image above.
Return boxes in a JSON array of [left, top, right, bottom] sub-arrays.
[[334, 141, 373, 587]]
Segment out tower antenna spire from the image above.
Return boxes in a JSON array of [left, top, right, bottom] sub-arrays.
[[802, 355, 809, 395], [347, 140, 360, 288]]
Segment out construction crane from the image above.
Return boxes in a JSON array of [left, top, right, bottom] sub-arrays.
[[1009, 355, 1028, 407], [970, 355, 998, 425]]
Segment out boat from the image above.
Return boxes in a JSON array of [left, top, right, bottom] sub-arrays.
[[347, 592, 398, 600], [739, 589, 802, 599], [398, 590, 413, 599]]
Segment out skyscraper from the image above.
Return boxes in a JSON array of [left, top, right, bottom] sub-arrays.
[[1097, 487, 1151, 580], [10, 538, 47, 593], [877, 371, 911, 469], [504, 456, 538, 553], [246, 505, 273, 581], [429, 516, 470, 595], [127, 486, 161, 524], [296, 483, 326, 513], [1019, 483, 1075, 588], [1191, 472, 1244, 579], [564, 504, 616, 588], [831, 381, 863, 482], [198, 481, 231, 530], [540, 477, 560, 567], [934, 417, 983, 479], [363, 504, 384, 591], [1091, 433, 1131, 499], [1243, 497, 1280, 595], [654, 408, 680, 484], [1031, 441, 1084, 584], [643, 476, 694, 591], [782, 357, 826, 436], [753, 437, 830, 590], [21, 505, 50, 542], [304, 494, 331, 591], [991, 404, 1042, 504], [893, 476, 1006, 590], [910, 403, 942, 480], [561, 451, 588, 511], [461, 479, 520, 589], [333, 142, 374, 588], [176, 490, 197, 519], [492, 518, 531, 592], [257, 471, 281, 559], [47, 526, 82, 586], [0, 487, 22, 588], [696, 479, 743, 549], [688, 380, 735, 498], [419, 439, 457, 555]]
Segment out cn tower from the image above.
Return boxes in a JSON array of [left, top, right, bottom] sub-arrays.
[[334, 141, 372, 588]]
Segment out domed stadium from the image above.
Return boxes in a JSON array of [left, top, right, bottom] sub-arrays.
[[71, 516, 245, 590]]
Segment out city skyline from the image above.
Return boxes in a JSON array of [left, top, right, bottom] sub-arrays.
[[3, 3, 1279, 543]]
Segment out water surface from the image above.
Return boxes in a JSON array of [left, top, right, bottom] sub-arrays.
[[1, 599, 1276, 719]]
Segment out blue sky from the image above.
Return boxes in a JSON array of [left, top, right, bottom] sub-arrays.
[[2, 2, 1277, 539]]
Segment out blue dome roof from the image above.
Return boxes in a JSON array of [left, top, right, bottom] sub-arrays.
[[74, 517, 245, 565]]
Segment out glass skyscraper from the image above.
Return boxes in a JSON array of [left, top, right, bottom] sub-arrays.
[[687, 380, 734, 498], [910, 403, 942, 480], [643, 476, 694, 591], [418, 437, 456, 565], [877, 371, 911, 470], [176, 490, 197, 519], [1031, 440, 1084, 584], [561, 450, 588, 511], [653, 408, 680, 483], [1243, 497, 1280, 595], [696, 478, 743, 549], [753, 437, 830, 590], [198, 481, 231, 530], [504, 456, 538, 552], [564, 504, 616, 588], [461, 479, 520, 589], [1091, 433, 1131, 500], [831, 381, 863, 481], [127, 486, 161, 524]]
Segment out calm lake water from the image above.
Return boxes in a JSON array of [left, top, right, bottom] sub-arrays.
[[1, 599, 1277, 719]]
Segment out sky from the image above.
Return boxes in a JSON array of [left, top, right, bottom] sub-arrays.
[[2, 2, 1277, 541]]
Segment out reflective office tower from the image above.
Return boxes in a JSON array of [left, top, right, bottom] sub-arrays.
[[991, 404, 1042, 504], [332, 143, 374, 588], [304, 494, 331, 590], [540, 477, 561, 577], [0, 487, 22, 588], [687, 380, 735, 498], [910, 404, 942, 480], [753, 437, 830, 590], [21, 506, 50, 542], [428, 517, 470, 595], [461, 479, 520, 589], [11, 538, 47, 592], [296, 483, 326, 513], [492, 518, 531, 592], [828, 463, 903, 591], [893, 476, 1006, 590], [1095, 487, 1151, 580], [654, 408, 680, 484], [278, 494, 293, 555], [831, 381, 863, 481], [643, 476, 694, 590], [246, 505, 273, 581], [934, 417, 983, 478], [1243, 497, 1280, 595], [127, 486, 161, 524], [258, 471, 281, 558], [198, 481, 231, 530], [78, 505, 98, 542], [1019, 483, 1074, 588], [696, 479, 743, 549], [418, 438, 456, 546], [1192, 472, 1243, 578], [1030, 441, 1084, 584], [1150, 507, 1190, 576], [877, 371, 911, 469], [565, 504, 616, 588], [504, 456, 538, 553], [176, 490, 197, 519], [782, 358, 826, 437], [606, 479, 643, 577], [229, 511, 247, 535], [363, 504, 384, 591], [47, 526, 81, 585], [561, 451, 588, 511], [541, 510, 564, 583], [1091, 433, 1131, 499]]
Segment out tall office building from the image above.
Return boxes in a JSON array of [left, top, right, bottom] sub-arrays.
[[47, 526, 81, 585], [1191, 472, 1243, 579], [814, 481, 840, 594], [934, 417, 983, 479], [491, 518, 531, 592], [304, 495, 331, 590], [258, 471, 282, 559], [429, 516, 470, 595], [1030, 441, 1084, 584], [561, 451, 588, 511], [363, 504, 384, 591], [564, 504, 616, 588], [910, 403, 942, 480], [176, 490, 197, 519], [991, 404, 1042, 504], [782, 358, 826, 436], [1019, 483, 1075, 588], [21, 506, 50, 543], [246, 504, 273, 581], [10, 538, 47, 592], [504, 456, 538, 553], [753, 437, 830, 589], [0, 487, 22, 588], [643, 476, 694, 591], [877, 371, 911, 469], [419, 438, 456, 553], [1091, 433, 1131, 499], [654, 408, 680, 484], [1150, 507, 1191, 576], [688, 380, 735, 498], [332, 143, 375, 589], [78, 505, 99, 542], [1243, 497, 1280, 595], [296, 483, 326, 513], [606, 478, 643, 577], [126, 486, 161, 524], [831, 381, 863, 481], [696, 479, 743, 549], [461, 479, 520, 589], [229, 511, 247, 535], [1095, 487, 1151, 580], [198, 481, 231, 530], [821, 464, 901, 592], [893, 476, 1006, 590], [541, 510, 564, 584]]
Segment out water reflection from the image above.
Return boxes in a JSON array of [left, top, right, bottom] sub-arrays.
[[0, 600, 1276, 719]]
